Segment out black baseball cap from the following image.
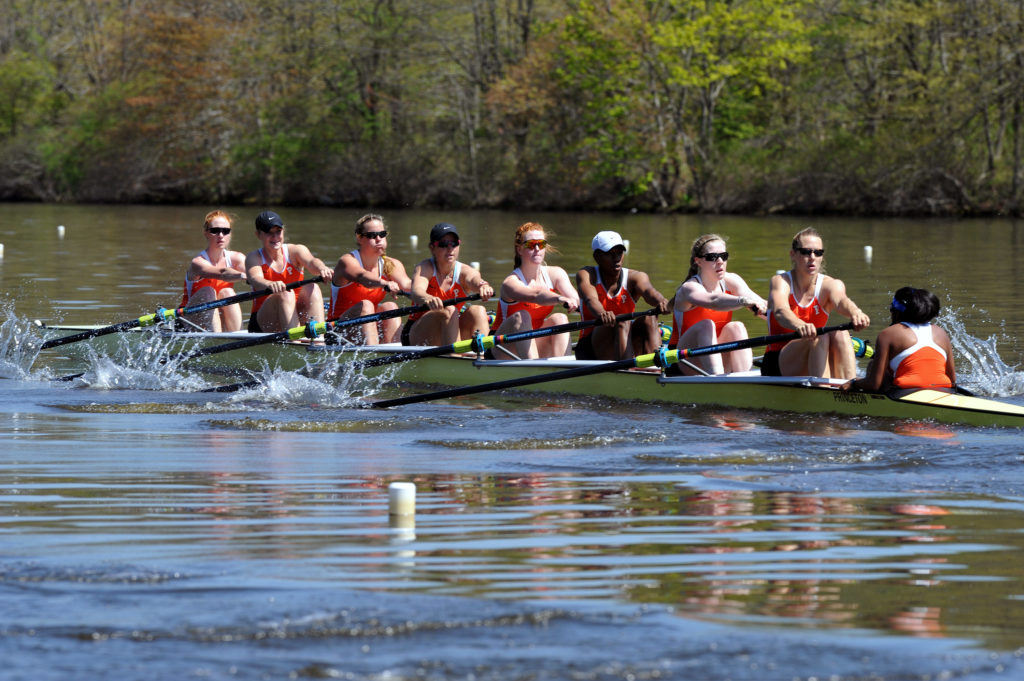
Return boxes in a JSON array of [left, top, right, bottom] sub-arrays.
[[429, 222, 459, 243], [255, 211, 285, 232]]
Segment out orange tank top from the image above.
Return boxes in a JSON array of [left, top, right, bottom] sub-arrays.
[[889, 323, 952, 389], [329, 250, 391, 319], [409, 259, 469, 322], [579, 267, 635, 339], [766, 272, 829, 352], [491, 267, 556, 332], [251, 245, 304, 316], [180, 250, 243, 306], [669, 275, 733, 347]]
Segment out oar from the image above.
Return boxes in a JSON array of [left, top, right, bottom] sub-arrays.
[[350, 307, 662, 371], [370, 322, 855, 408], [175, 294, 482, 363], [40, 276, 324, 349]]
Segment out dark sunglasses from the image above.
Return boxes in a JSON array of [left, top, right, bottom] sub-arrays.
[[796, 247, 825, 257], [360, 230, 388, 239], [521, 238, 547, 250], [433, 239, 460, 248], [701, 251, 729, 262], [206, 227, 231, 236]]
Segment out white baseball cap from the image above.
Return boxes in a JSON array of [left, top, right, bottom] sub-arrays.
[[592, 230, 626, 252]]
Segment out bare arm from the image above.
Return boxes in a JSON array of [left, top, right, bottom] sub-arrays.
[[576, 267, 614, 325], [823, 277, 870, 330], [627, 270, 670, 315], [188, 252, 246, 283], [291, 244, 334, 282], [767, 274, 816, 338], [457, 263, 493, 301], [332, 252, 402, 295], [410, 259, 443, 310]]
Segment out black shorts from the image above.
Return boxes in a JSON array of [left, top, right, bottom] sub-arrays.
[[247, 315, 262, 333], [760, 350, 781, 376], [574, 333, 596, 360]]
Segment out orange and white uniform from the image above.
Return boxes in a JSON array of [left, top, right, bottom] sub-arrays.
[[251, 245, 304, 317], [491, 267, 556, 332], [766, 272, 829, 352], [669, 275, 733, 347], [890, 322, 952, 389], [329, 250, 392, 319], [409, 259, 468, 322], [579, 268, 635, 340], [180, 250, 243, 306]]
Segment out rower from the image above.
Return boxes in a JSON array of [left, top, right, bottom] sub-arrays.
[[841, 287, 956, 393], [762, 227, 870, 378], [669, 233, 768, 374], [488, 222, 580, 359], [329, 214, 412, 344], [575, 230, 670, 360], [179, 210, 247, 332], [403, 222, 493, 346]]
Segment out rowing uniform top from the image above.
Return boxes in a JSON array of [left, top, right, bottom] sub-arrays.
[[180, 250, 244, 306], [409, 259, 468, 322], [766, 272, 829, 352], [669, 275, 733, 347], [579, 267, 635, 339], [491, 267, 556, 332], [251, 245, 305, 316], [889, 322, 952, 389], [329, 250, 392, 318]]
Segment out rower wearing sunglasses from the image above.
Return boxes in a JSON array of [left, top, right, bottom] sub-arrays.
[[329, 213, 412, 344], [180, 209, 248, 332], [489, 221, 580, 359], [403, 222, 494, 346], [670, 233, 768, 375], [762, 227, 870, 378]]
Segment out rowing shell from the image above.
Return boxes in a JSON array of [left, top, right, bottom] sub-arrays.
[[35, 325, 1024, 427]]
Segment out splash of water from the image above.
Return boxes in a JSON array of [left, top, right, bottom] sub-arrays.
[[941, 307, 1024, 397], [0, 299, 53, 378]]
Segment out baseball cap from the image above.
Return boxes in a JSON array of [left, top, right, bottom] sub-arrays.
[[592, 230, 626, 252], [429, 222, 459, 243], [255, 211, 285, 232]]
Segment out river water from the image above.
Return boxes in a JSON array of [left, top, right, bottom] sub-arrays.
[[2, 204, 1024, 680]]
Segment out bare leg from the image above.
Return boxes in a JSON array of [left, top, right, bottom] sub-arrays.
[[677, 319, 723, 374], [535, 313, 570, 357]]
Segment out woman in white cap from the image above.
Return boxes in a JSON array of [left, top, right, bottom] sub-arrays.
[[670, 233, 767, 374], [403, 222, 494, 346], [180, 209, 247, 332], [245, 210, 334, 334], [575, 230, 670, 360], [329, 213, 412, 344], [490, 221, 579, 359]]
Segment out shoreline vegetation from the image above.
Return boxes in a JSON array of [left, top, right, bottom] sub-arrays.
[[1, 1, 1022, 217]]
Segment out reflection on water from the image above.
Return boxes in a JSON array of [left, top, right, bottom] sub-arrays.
[[6, 466, 1024, 651]]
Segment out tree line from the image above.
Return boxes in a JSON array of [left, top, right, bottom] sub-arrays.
[[1, 0, 1022, 216]]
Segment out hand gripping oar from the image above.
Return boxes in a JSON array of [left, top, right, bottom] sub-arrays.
[[370, 322, 855, 408], [349, 307, 662, 371], [40, 276, 324, 349], [176, 293, 482, 363]]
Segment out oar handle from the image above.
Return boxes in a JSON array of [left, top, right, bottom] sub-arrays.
[[355, 308, 661, 370], [370, 321, 855, 408], [175, 294, 481, 362], [40, 276, 324, 349]]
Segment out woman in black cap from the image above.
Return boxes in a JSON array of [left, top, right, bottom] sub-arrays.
[[403, 222, 494, 346], [245, 210, 334, 333]]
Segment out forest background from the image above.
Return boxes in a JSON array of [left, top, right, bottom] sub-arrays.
[[1, 0, 1022, 216]]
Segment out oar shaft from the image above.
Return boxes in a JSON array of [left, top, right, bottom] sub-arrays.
[[371, 321, 855, 408], [40, 276, 323, 349]]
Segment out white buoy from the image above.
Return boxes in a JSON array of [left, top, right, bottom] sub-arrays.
[[864, 245, 873, 264], [57, 225, 65, 238], [0, 243, 4, 258], [470, 261, 480, 271], [776, 269, 787, 275], [622, 239, 630, 252], [410, 235, 418, 248], [388, 482, 416, 516]]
